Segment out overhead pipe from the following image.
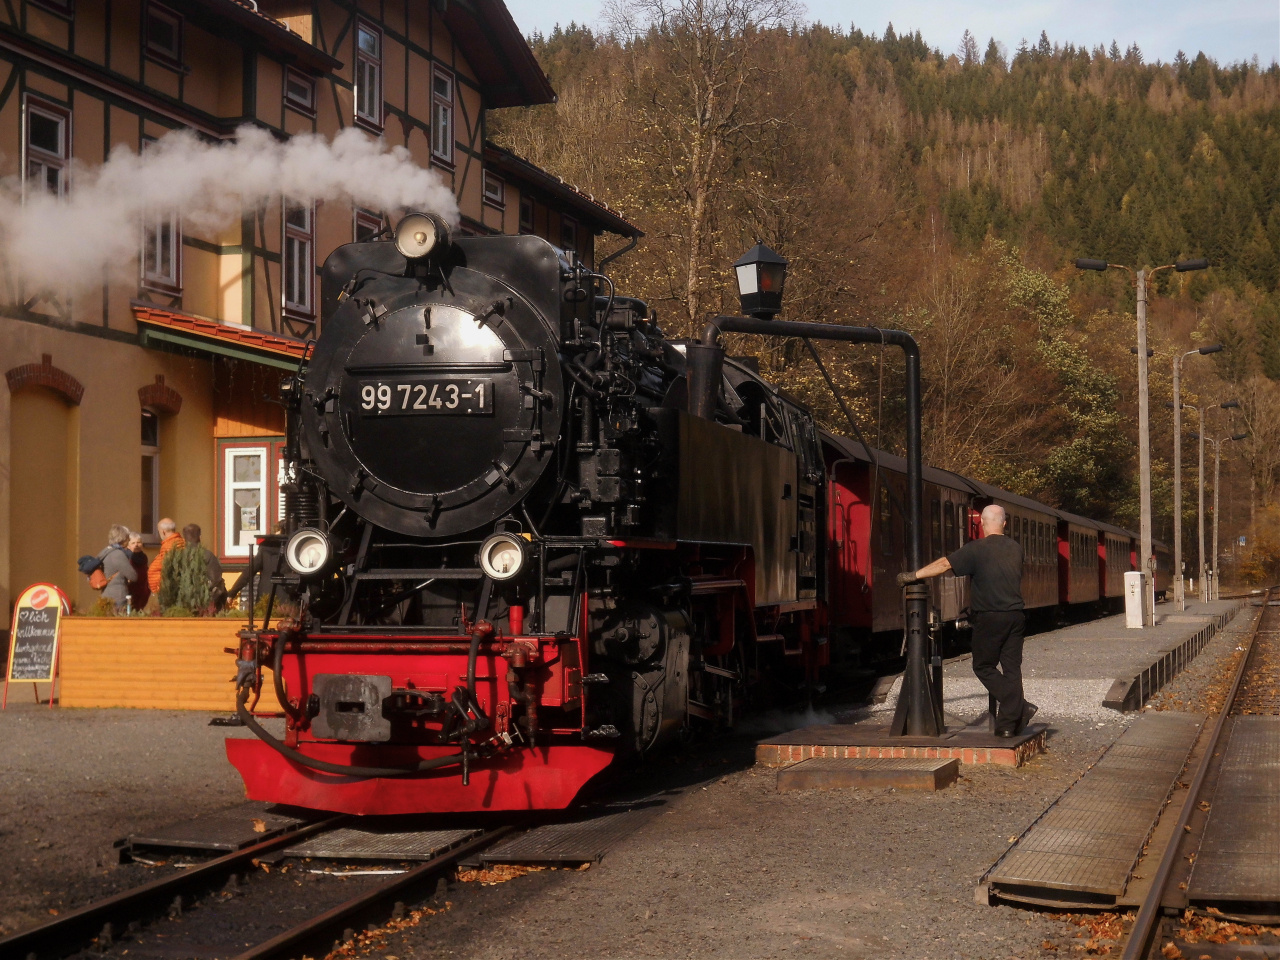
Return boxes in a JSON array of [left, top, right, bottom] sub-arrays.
[[700, 315, 942, 737]]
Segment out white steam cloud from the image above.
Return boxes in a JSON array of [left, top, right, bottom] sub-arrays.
[[0, 124, 459, 295]]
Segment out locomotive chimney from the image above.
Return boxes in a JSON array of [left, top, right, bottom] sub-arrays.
[[686, 341, 725, 421]]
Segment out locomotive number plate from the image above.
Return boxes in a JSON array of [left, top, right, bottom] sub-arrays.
[[358, 379, 494, 416]]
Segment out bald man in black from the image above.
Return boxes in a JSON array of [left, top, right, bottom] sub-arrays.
[[899, 503, 1037, 737]]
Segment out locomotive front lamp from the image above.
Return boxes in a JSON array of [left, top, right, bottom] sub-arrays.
[[394, 212, 450, 260], [285, 527, 332, 577], [479, 532, 527, 581], [733, 242, 788, 319]]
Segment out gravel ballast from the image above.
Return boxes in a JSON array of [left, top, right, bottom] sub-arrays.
[[0, 602, 1259, 958]]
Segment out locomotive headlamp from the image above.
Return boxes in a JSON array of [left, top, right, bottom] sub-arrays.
[[394, 212, 450, 260], [733, 242, 788, 319], [285, 527, 332, 576], [479, 532, 527, 581]]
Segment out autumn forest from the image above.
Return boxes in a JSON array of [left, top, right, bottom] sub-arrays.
[[491, 0, 1280, 580]]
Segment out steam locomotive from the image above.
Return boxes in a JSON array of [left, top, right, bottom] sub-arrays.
[[228, 215, 1164, 815]]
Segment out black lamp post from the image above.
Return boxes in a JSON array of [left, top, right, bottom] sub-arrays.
[[733, 242, 788, 319]]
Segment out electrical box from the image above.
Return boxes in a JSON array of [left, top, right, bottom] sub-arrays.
[[1124, 571, 1147, 629]]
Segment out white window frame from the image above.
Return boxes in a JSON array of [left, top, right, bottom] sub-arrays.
[[141, 410, 161, 545], [355, 20, 383, 129], [519, 195, 534, 234], [140, 137, 181, 291], [223, 445, 269, 559], [23, 96, 69, 200], [353, 207, 385, 242], [431, 66, 454, 163], [482, 171, 505, 208], [144, 1, 183, 67], [284, 68, 316, 116], [282, 198, 314, 317]]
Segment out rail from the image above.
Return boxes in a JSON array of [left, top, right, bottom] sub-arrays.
[[1121, 585, 1274, 960], [0, 816, 345, 958], [0, 820, 510, 960]]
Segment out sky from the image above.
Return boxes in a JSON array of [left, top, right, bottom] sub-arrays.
[[505, 0, 1280, 68]]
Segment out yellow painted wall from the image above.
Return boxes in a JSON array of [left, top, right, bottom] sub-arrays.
[[8, 387, 78, 604], [0, 318, 215, 614]]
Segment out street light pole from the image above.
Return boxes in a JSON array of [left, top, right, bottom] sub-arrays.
[[1136, 268, 1155, 620], [1198, 407, 1207, 602], [1075, 256, 1209, 626], [1209, 430, 1247, 601], [1170, 345, 1222, 610]]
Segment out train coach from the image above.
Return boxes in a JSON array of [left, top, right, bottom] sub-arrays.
[[227, 216, 1158, 816]]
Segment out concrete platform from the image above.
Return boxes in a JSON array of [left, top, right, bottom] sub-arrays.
[[757, 717, 1048, 768], [863, 600, 1245, 729], [776, 757, 960, 792]]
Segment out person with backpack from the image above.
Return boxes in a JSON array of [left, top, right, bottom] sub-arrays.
[[95, 524, 137, 612]]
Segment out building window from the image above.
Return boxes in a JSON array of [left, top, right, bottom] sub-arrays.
[[141, 208, 181, 290], [355, 21, 382, 128], [144, 2, 183, 66], [222, 445, 268, 559], [141, 410, 160, 541], [283, 199, 313, 316], [353, 207, 384, 242], [284, 69, 315, 116], [24, 98, 69, 198], [560, 216, 578, 252], [140, 138, 181, 291], [431, 67, 453, 162], [519, 196, 534, 234], [483, 172, 505, 208]]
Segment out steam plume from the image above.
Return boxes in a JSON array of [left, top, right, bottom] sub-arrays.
[[0, 125, 459, 296]]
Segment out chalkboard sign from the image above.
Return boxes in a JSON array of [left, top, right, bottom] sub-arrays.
[[4, 584, 69, 706]]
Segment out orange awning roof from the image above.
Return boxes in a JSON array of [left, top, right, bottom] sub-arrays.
[[134, 303, 310, 371]]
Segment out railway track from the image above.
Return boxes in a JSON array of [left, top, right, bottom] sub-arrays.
[[1122, 586, 1280, 960], [0, 820, 511, 960]]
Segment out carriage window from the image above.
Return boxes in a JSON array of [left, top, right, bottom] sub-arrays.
[[1022, 518, 1029, 551], [878, 484, 893, 557], [930, 500, 942, 555], [943, 501, 956, 553], [957, 505, 967, 544]]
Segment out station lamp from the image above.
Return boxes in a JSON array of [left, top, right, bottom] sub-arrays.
[[734, 242, 788, 319]]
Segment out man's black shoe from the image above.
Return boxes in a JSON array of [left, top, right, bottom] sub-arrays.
[[1016, 701, 1039, 735]]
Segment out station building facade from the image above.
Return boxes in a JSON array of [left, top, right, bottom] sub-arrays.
[[0, 0, 639, 618]]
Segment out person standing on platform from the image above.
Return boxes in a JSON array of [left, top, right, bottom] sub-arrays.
[[898, 503, 1037, 737], [148, 518, 182, 594]]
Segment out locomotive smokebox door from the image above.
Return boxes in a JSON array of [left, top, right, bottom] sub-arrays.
[[310, 674, 393, 742]]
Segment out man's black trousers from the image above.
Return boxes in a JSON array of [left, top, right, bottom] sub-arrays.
[[970, 610, 1026, 729]]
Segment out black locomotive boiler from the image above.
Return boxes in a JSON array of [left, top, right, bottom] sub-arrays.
[[229, 214, 828, 814]]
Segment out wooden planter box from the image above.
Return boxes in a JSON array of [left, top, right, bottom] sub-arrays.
[[59, 617, 283, 712]]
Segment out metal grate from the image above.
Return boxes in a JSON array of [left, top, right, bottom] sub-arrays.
[[286, 827, 480, 861], [1187, 716, 1280, 903], [126, 802, 314, 855], [482, 800, 666, 865], [984, 713, 1203, 904]]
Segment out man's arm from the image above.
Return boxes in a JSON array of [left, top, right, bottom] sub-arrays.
[[896, 556, 952, 586]]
